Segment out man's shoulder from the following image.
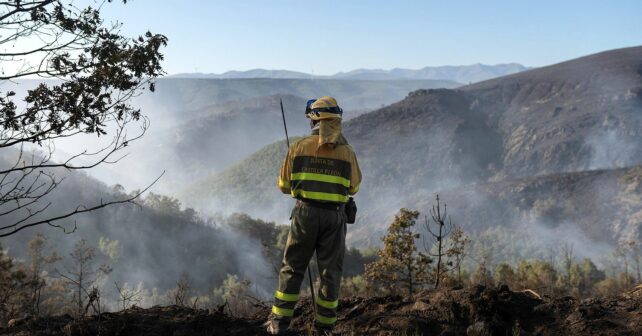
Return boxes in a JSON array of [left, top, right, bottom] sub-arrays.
[[338, 144, 357, 160], [293, 135, 318, 148], [291, 135, 357, 160], [298, 134, 318, 142], [342, 143, 356, 152]]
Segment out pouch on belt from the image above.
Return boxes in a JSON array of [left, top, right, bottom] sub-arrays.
[[345, 197, 357, 224]]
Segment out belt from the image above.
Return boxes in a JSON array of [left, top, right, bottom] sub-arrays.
[[296, 199, 345, 211]]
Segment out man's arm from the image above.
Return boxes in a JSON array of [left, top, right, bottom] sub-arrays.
[[348, 149, 362, 195], [277, 146, 293, 194]]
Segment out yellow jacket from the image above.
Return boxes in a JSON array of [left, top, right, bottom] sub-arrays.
[[277, 131, 361, 203]]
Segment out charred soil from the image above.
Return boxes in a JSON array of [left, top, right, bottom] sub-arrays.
[[4, 285, 642, 335]]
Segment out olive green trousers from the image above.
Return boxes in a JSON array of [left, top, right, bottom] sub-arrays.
[[271, 202, 347, 328]]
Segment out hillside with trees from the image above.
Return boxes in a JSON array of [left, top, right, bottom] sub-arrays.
[[4, 197, 642, 335]]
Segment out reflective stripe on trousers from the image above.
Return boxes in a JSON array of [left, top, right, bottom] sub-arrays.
[[315, 293, 339, 325], [271, 290, 299, 318]]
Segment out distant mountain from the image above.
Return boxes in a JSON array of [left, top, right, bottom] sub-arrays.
[[332, 63, 529, 83], [169, 63, 529, 84], [173, 69, 314, 79], [180, 46, 642, 250]]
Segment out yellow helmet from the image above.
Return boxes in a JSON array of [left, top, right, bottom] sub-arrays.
[[305, 96, 343, 121]]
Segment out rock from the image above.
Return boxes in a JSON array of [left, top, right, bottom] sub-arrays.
[[6, 315, 31, 329], [467, 321, 490, 336], [497, 284, 510, 293], [412, 301, 431, 311], [63, 322, 80, 336]]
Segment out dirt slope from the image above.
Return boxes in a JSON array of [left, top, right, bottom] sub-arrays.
[[6, 285, 642, 335]]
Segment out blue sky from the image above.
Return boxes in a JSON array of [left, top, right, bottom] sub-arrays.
[[99, 0, 642, 75]]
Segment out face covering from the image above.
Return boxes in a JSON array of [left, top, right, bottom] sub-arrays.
[[318, 118, 347, 148]]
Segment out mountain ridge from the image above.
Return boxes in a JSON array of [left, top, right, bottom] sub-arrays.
[[168, 63, 529, 84]]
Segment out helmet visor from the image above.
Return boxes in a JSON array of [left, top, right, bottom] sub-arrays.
[[305, 99, 317, 114]]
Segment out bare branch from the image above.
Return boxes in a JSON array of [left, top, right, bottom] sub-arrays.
[[0, 171, 164, 237]]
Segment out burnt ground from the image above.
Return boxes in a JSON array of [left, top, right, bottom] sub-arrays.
[[4, 285, 642, 336]]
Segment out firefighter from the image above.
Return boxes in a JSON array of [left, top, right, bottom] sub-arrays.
[[266, 96, 361, 335]]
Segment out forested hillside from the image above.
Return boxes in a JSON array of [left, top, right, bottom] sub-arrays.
[[0, 155, 270, 299], [181, 139, 293, 219]]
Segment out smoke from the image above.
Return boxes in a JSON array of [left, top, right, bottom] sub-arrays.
[[0, 152, 282, 309], [191, 196, 296, 227], [215, 224, 277, 298], [520, 220, 613, 266], [585, 130, 639, 170]]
